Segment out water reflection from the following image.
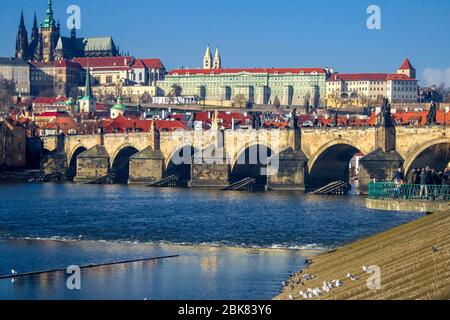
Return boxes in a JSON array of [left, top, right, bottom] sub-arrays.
[[0, 239, 305, 300]]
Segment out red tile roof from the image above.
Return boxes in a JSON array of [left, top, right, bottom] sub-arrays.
[[44, 117, 78, 131], [399, 58, 414, 70], [35, 111, 68, 117], [33, 96, 68, 105], [133, 59, 164, 69], [73, 56, 134, 69], [102, 115, 186, 133], [168, 67, 326, 76], [328, 73, 416, 81], [30, 60, 81, 69]]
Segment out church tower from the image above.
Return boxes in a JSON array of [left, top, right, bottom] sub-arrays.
[[203, 45, 212, 70], [79, 68, 96, 113], [397, 58, 416, 79], [213, 47, 221, 69], [15, 10, 29, 60], [40, 0, 60, 63]]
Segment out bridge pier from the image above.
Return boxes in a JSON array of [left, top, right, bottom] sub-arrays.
[[266, 148, 308, 191], [358, 149, 404, 195], [128, 147, 165, 184], [74, 145, 111, 183], [189, 145, 230, 188]]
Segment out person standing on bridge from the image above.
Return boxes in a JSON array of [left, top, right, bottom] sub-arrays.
[[419, 169, 429, 198], [407, 169, 416, 185]]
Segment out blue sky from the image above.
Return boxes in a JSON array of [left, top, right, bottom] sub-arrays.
[[1, 0, 449, 85]]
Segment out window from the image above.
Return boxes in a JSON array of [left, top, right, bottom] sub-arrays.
[[106, 76, 113, 84]]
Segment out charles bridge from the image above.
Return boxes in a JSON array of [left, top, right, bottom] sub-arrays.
[[41, 125, 450, 193]]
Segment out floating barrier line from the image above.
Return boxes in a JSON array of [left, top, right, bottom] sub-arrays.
[[0, 255, 180, 280]]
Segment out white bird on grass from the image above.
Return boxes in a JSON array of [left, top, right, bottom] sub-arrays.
[[362, 266, 368, 272], [289, 295, 294, 300], [335, 280, 343, 287]]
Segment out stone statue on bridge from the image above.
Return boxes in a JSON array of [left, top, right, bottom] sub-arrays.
[[333, 110, 339, 127], [379, 97, 393, 127], [426, 101, 437, 125], [291, 108, 299, 129]]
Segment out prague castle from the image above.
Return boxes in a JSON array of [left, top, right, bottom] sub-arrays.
[[15, 0, 120, 63]]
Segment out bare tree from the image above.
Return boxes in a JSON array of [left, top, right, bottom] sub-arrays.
[[328, 91, 345, 109], [233, 94, 248, 108], [273, 95, 281, 109], [436, 83, 449, 103], [0, 77, 15, 111]]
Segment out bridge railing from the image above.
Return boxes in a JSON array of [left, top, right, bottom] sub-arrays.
[[368, 182, 449, 201]]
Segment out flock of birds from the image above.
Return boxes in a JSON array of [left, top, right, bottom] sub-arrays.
[[285, 266, 369, 300]]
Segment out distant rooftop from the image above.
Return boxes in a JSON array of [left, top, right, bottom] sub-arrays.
[[0, 57, 29, 66]]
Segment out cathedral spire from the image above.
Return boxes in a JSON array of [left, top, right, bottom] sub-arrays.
[[16, 10, 29, 60], [71, 18, 76, 38], [19, 10, 25, 28]]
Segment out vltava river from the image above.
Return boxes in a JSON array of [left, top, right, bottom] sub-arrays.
[[0, 183, 422, 299]]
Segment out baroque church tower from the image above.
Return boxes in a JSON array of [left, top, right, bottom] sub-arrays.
[[213, 47, 221, 69], [203, 45, 212, 70], [15, 11, 29, 60]]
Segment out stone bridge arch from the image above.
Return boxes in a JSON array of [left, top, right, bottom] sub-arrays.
[[230, 143, 275, 186], [306, 138, 368, 189], [307, 138, 368, 174], [110, 144, 141, 183], [403, 137, 450, 174]]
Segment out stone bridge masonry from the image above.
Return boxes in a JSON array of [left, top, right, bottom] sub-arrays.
[[41, 125, 450, 193]]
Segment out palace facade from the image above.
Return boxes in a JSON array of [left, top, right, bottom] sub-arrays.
[[326, 59, 419, 107], [159, 46, 328, 107]]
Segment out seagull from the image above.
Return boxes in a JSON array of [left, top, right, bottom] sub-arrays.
[[350, 276, 358, 282], [11, 269, 18, 275], [289, 295, 294, 300], [282, 281, 286, 287], [335, 280, 343, 287], [346, 273, 353, 279], [362, 266, 368, 272]]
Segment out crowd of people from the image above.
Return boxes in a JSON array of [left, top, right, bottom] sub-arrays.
[[392, 167, 449, 199], [403, 167, 449, 186]]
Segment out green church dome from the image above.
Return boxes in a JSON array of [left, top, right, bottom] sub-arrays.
[[66, 97, 75, 106], [112, 96, 127, 110]]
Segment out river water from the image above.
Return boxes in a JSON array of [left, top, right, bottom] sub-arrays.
[[0, 183, 422, 300]]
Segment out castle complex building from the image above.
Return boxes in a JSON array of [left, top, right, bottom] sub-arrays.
[[15, 0, 119, 63], [0, 57, 31, 97], [159, 46, 328, 107], [326, 59, 419, 106]]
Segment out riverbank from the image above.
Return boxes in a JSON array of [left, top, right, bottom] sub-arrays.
[[276, 210, 450, 300]]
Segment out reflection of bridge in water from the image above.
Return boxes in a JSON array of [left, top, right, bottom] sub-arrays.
[[41, 125, 450, 194]]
